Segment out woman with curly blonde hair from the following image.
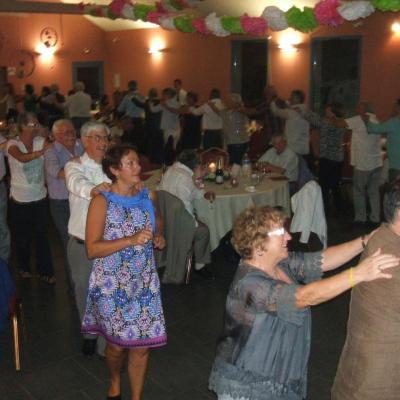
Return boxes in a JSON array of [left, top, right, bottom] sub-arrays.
[[209, 206, 398, 400]]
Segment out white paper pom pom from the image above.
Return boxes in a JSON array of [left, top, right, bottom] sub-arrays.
[[337, 1, 375, 21], [261, 6, 288, 31], [205, 13, 230, 37], [159, 16, 176, 30], [121, 4, 135, 20]]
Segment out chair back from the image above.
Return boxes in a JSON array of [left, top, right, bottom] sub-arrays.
[[155, 190, 196, 284], [297, 155, 315, 191], [199, 147, 229, 168], [290, 180, 327, 248]]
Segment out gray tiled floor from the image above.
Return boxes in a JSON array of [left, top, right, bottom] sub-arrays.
[[1, 213, 366, 400]]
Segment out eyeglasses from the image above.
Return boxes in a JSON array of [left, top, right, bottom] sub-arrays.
[[26, 122, 40, 128], [120, 160, 140, 169], [86, 135, 110, 143], [267, 227, 285, 237]]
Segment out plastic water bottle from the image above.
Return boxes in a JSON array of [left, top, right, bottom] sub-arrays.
[[241, 153, 252, 178]]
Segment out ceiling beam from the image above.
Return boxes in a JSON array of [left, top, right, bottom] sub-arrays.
[[0, 1, 83, 15]]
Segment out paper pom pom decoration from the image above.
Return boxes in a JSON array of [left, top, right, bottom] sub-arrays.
[[314, 0, 344, 26], [121, 3, 135, 19], [286, 6, 318, 33], [80, 0, 400, 36], [372, 0, 400, 11], [192, 18, 210, 34], [174, 16, 196, 33], [240, 15, 268, 36], [205, 13, 230, 37], [220, 16, 244, 34], [338, 1, 375, 20], [159, 15, 177, 30], [261, 6, 288, 31]]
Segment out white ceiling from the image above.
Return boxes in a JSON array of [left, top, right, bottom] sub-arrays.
[[62, 0, 321, 31]]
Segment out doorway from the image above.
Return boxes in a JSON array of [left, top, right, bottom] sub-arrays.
[[231, 40, 268, 104], [310, 37, 361, 115], [72, 61, 104, 101]]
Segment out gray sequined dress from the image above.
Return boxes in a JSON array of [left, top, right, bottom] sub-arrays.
[[209, 252, 323, 400]]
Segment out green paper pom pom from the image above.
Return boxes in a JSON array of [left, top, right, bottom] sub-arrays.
[[87, 6, 98, 17], [220, 16, 244, 33], [372, 0, 400, 11], [133, 4, 156, 21], [286, 6, 318, 33], [173, 16, 196, 33], [106, 7, 117, 20]]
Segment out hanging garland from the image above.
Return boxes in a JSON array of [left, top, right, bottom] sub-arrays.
[[80, 0, 400, 36]]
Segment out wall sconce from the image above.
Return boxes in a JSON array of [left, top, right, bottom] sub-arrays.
[[277, 29, 301, 54], [392, 21, 400, 33], [148, 39, 166, 56], [36, 43, 56, 60]]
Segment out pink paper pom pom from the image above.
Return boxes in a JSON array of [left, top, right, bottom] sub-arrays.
[[314, 0, 345, 26], [95, 6, 105, 17], [240, 14, 268, 36], [109, 0, 130, 17], [192, 18, 210, 34], [147, 11, 164, 24], [155, 2, 168, 13]]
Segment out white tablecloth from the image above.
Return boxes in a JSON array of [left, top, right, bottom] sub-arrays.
[[144, 171, 290, 251]]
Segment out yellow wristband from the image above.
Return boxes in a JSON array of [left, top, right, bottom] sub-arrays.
[[349, 268, 355, 288]]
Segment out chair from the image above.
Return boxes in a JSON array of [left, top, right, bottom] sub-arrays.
[[154, 190, 196, 284], [290, 180, 327, 249], [199, 147, 229, 167], [0, 258, 22, 371]]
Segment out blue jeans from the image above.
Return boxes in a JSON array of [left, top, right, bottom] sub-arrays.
[[10, 198, 54, 276], [0, 182, 10, 262], [50, 199, 74, 290]]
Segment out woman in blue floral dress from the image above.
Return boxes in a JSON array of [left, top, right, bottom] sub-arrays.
[[81, 144, 166, 400]]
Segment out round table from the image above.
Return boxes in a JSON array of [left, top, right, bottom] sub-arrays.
[[144, 170, 290, 251]]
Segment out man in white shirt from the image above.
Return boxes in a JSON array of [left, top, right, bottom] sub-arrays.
[[65, 121, 111, 356], [190, 88, 224, 149], [173, 78, 187, 106], [158, 149, 215, 278], [66, 81, 92, 133], [345, 102, 382, 225], [270, 90, 310, 156], [0, 134, 10, 262], [259, 133, 299, 195]]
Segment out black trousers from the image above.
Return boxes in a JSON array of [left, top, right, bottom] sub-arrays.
[[10, 198, 54, 276], [203, 129, 223, 150], [319, 158, 343, 212]]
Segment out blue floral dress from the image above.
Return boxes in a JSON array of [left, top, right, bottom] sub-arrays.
[[81, 189, 167, 348]]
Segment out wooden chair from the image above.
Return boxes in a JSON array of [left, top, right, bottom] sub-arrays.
[[199, 147, 229, 167], [0, 259, 22, 371]]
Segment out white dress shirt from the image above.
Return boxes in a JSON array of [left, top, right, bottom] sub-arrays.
[[158, 162, 204, 221], [270, 102, 310, 155], [6, 136, 47, 202], [346, 114, 382, 171], [259, 146, 299, 182], [66, 91, 92, 118], [150, 99, 180, 132], [65, 152, 111, 240], [190, 99, 224, 130]]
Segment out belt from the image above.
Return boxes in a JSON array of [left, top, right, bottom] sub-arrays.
[[71, 236, 85, 245]]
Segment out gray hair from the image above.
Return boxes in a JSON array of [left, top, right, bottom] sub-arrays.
[[383, 180, 400, 223], [80, 121, 110, 137], [52, 119, 74, 134], [74, 81, 85, 92]]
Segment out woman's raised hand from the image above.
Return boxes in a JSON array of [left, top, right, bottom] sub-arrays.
[[130, 229, 153, 246], [355, 248, 399, 282]]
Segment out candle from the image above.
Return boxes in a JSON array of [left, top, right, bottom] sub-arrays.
[[208, 162, 217, 174]]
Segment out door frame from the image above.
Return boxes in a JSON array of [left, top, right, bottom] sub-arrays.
[[72, 61, 104, 99]]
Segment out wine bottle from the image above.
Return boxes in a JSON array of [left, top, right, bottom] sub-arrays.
[[215, 158, 224, 184]]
